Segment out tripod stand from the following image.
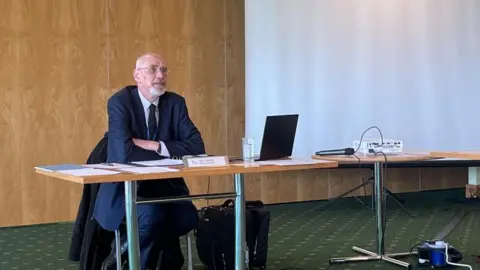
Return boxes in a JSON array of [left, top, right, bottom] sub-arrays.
[[311, 153, 435, 268], [329, 162, 416, 268], [320, 175, 414, 217]]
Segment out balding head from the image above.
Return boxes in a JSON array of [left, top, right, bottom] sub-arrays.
[[135, 53, 165, 69], [133, 53, 168, 102]]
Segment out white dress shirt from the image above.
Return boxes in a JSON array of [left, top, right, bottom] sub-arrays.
[[137, 90, 170, 157]]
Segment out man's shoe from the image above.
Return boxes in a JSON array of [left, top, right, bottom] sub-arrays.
[[101, 237, 128, 270], [157, 238, 184, 270]]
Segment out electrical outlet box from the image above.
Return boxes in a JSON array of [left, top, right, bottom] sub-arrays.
[[465, 184, 480, 198]]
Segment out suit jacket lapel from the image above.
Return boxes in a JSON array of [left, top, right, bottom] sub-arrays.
[[131, 88, 148, 139], [156, 93, 170, 140]]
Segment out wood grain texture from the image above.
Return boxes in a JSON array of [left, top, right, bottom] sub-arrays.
[[419, 168, 468, 191], [0, 0, 107, 227], [328, 169, 373, 198], [247, 167, 466, 204], [430, 151, 480, 159], [107, 0, 229, 208], [0, 0, 469, 227], [205, 0, 247, 206], [225, 0, 245, 156]]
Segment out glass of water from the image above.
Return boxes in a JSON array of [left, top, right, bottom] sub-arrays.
[[242, 137, 255, 166]]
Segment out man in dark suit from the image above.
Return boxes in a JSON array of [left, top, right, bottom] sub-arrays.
[[93, 53, 205, 270]]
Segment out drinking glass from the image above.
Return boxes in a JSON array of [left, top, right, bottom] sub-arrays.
[[242, 137, 255, 166]]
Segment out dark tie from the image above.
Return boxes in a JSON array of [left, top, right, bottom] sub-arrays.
[[148, 104, 157, 140]]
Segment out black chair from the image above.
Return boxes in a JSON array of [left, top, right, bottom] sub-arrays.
[[69, 134, 192, 270]]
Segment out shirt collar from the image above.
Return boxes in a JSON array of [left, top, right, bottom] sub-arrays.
[[137, 89, 159, 111]]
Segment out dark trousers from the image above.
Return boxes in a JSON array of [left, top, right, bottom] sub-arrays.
[[136, 201, 198, 270]]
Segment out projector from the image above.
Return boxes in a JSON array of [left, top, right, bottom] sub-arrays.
[[352, 138, 403, 155]]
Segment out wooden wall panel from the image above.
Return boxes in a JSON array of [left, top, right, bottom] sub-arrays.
[[201, 0, 247, 207], [0, 0, 107, 227], [107, 0, 231, 207], [244, 167, 467, 204], [384, 168, 420, 193], [0, 0, 470, 227], [295, 170, 331, 202], [0, 0, 242, 227], [225, 0, 246, 156], [328, 169, 372, 198], [419, 168, 468, 190]]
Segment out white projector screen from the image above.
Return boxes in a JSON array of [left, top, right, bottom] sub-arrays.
[[245, 0, 480, 156]]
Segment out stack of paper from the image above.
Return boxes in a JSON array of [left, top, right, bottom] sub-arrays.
[[35, 164, 86, 172], [132, 159, 184, 166], [119, 166, 180, 174], [83, 163, 136, 169], [56, 168, 121, 176], [256, 158, 331, 166]]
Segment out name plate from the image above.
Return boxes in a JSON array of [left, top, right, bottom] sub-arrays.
[[183, 155, 229, 168]]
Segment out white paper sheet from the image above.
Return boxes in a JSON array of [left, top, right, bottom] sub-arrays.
[[35, 164, 86, 172], [255, 158, 331, 166], [57, 168, 121, 176], [131, 159, 184, 166], [83, 163, 136, 169], [119, 166, 180, 174]]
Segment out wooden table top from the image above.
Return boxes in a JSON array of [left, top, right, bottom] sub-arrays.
[[429, 150, 480, 160], [311, 152, 434, 164], [34, 158, 338, 184]]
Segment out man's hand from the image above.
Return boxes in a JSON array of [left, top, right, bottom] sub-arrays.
[[132, 138, 159, 152]]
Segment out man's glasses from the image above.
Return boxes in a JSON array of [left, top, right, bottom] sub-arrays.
[[137, 65, 169, 75]]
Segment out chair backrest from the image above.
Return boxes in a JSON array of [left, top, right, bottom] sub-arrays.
[[86, 133, 108, 164]]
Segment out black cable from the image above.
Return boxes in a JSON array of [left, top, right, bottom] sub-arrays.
[[353, 154, 361, 164], [354, 126, 385, 208], [408, 238, 425, 254], [353, 154, 370, 205], [353, 125, 385, 154], [409, 240, 424, 270], [354, 126, 387, 254]]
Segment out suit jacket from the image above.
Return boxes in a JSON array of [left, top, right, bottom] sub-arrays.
[[93, 86, 205, 231], [68, 133, 109, 268], [69, 133, 185, 270]]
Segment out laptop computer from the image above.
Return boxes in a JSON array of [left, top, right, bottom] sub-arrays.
[[232, 114, 299, 161]]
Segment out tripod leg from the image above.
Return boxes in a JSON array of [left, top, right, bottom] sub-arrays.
[[371, 179, 375, 209], [357, 178, 375, 211], [319, 178, 373, 210], [385, 189, 414, 217], [353, 196, 369, 208], [363, 176, 375, 210], [385, 188, 405, 204]]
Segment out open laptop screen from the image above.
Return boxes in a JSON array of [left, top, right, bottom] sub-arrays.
[[257, 114, 299, 161]]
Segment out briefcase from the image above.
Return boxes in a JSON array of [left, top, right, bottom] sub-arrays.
[[195, 199, 270, 269]]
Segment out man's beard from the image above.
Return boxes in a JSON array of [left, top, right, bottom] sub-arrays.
[[149, 87, 165, 98]]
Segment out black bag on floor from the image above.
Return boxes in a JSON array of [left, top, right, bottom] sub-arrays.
[[195, 199, 270, 269]]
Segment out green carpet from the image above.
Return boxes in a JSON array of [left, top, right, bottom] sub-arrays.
[[1, 189, 479, 270]]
